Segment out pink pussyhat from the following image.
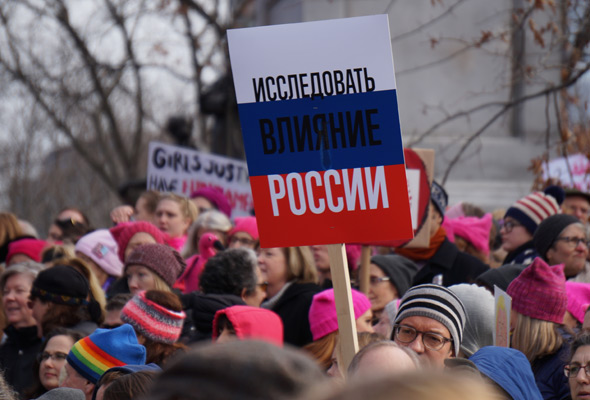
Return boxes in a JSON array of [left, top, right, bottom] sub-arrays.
[[443, 213, 493, 255], [565, 281, 590, 324]]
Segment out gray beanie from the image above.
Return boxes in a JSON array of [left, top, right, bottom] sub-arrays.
[[533, 214, 581, 260], [448, 284, 494, 357], [394, 284, 466, 356], [371, 254, 418, 297], [35, 388, 85, 400]]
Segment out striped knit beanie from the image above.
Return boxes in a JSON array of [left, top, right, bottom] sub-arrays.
[[120, 291, 186, 344], [66, 324, 146, 384], [504, 186, 564, 235], [394, 284, 466, 356]]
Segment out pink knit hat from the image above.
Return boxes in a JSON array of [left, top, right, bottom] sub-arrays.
[[75, 229, 123, 277], [190, 187, 232, 218], [110, 221, 167, 262], [565, 281, 590, 324], [6, 238, 47, 264], [308, 289, 371, 341], [121, 290, 186, 344], [228, 216, 259, 240], [443, 213, 493, 255], [507, 257, 567, 324]]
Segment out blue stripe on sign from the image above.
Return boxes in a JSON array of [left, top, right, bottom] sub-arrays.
[[238, 89, 405, 177]]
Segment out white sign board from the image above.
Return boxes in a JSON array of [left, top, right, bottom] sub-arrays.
[[406, 169, 420, 230], [146, 141, 253, 217], [542, 154, 590, 192]]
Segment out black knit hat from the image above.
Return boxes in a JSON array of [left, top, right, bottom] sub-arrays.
[[31, 265, 90, 305], [431, 181, 448, 220], [371, 254, 418, 297], [476, 264, 527, 293], [533, 214, 581, 260]]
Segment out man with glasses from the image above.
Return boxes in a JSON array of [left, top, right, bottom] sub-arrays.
[[534, 214, 589, 280], [392, 284, 466, 368]]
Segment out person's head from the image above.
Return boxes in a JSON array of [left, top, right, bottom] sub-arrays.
[[30, 264, 96, 337], [475, 263, 526, 293], [110, 221, 167, 262], [6, 238, 47, 266], [75, 230, 123, 284], [61, 325, 146, 399], [448, 284, 494, 357], [135, 191, 161, 223], [501, 187, 563, 252], [567, 331, 590, 400], [347, 341, 420, 380], [48, 209, 92, 244], [190, 187, 232, 218], [507, 258, 567, 361], [142, 340, 326, 400], [443, 214, 493, 264], [124, 244, 186, 295], [566, 282, 590, 329], [103, 294, 133, 329], [93, 364, 162, 400], [429, 181, 448, 235], [562, 189, 590, 223], [257, 246, 318, 298], [327, 332, 385, 381], [227, 217, 259, 250], [467, 346, 543, 400], [373, 300, 398, 339], [310, 245, 331, 285], [184, 210, 232, 257], [120, 291, 186, 366], [309, 289, 374, 343], [534, 214, 587, 278], [37, 328, 83, 392], [199, 248, 259, 300], [213, 306, 283, 346], [1, 261, 44, 328], [0, 212, 23, 246], [102, 371, 157, 400], [392, 284, 466, 368], [155, 194, 197, 238], [35, 388, 86, 400], [368, 255, 417, 314]]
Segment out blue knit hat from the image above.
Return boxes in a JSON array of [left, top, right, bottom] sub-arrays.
[[66, 324, 146, 384]]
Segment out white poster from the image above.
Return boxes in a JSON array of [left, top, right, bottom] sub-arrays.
[[406, 169, 420, 230], [542, 154, 590, 192]]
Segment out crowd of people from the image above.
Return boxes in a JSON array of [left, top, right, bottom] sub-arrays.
[[0, 182, 590, 399]]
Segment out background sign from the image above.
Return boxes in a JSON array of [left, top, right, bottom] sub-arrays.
[[542, 154, 590, 192], [146, 141, 253, 217], [228, 15, 413, 247]]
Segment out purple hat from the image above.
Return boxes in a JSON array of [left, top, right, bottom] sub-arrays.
[[190, 187, 232, 218]]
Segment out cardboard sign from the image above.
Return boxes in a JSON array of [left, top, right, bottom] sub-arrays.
[[494, 286, 511, 347], [146, 141, 253, 217], [228, 15, 413, 247], [542, 154, 590, 192]]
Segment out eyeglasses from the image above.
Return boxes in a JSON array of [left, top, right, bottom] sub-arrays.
[[393, 324, 452, 351], [37, 352, 68, 363], [229, 236, 256, 247], [565, 363, 590, 378], [257, 281, 269, 291], [555, 236, 589, 249], [369, 276, 390, 285], [501, 220, 522, 233]]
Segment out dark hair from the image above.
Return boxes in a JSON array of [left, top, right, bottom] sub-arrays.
[[199, 249, 257, 297], [570, 331, 590, 363], [103, 371, 158, 400], [140, 291, 187, 366], [143, 341, 326, 400], [106, 293, 133, 312], [24, 328, 84, 398]]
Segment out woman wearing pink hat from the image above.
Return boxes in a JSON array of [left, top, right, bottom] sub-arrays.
[[304, 288, 374, 370]]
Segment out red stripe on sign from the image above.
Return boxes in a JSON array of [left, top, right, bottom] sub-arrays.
[[250, 165, 413, 248]]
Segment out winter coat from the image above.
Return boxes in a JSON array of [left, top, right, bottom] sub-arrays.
[[503, 240, 538, 266], [0, 325, 42, 395], [412, 238, 490, 287], [532, 343, 571, 400]]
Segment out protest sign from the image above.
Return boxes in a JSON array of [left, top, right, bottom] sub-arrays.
[[542, 153, 590, 192], [228, 15, 413, 248], [494, 286, 511, 347], [146, 141, 253, 217]]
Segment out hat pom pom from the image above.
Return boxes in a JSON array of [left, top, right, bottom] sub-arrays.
[[544, 185, 565, 205]]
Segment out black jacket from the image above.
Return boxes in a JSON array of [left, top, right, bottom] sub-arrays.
[[412, 238, 490, 287], [0, 325, 42, 396], [269, 282, 321, 347]]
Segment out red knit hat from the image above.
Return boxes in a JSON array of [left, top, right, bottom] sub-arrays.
[[308, 288, 371, 340], [110, 222, 168, 262], [507, 257, 567, 324], [6, 238, 47, 264]]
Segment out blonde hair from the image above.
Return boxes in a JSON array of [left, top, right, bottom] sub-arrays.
[[0, 213, 22, 246], [304, 332, 338, 370], [158, 193, 199, 224], [282, 246, 318, 284], [511, 313, 563, 362], [151, 273, 173, 293]]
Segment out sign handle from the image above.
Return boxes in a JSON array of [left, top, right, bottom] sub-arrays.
[[358, 245, 371, 295], [327, 243, 359, 371]]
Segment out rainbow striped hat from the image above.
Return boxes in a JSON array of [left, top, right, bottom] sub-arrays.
[[66, 324, 146, 384]]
